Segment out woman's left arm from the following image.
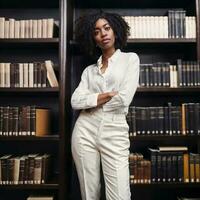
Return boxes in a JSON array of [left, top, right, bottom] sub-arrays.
[[103, 53, 140, 111]]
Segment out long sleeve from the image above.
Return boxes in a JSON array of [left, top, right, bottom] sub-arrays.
[[71, 68, 99, 110], [103, 53, 140, 111]]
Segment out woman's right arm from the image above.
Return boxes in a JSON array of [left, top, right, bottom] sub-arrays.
[[71, 68, 117, 110]]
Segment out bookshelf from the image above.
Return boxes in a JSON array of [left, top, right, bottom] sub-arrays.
[[68, 0, 200, 199], [0, 0, 69, 200]]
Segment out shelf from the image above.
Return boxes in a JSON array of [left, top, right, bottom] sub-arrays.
[[127, 38, 196, 44], [0, 38, 59, 43], [130, 135, 200, 142], [74, 0, 192, 8], [0, 88, 59, 96], [136, 87, 200, 95], [70, 38, 196, 46], [0, 183, 59, 190], [0, 0, 59, 8], [0, 135, 60, 141], [125, 39, 196, 50], [0, 88, 59, 92], [131, 182, 200, 189], [0, 38, 59, 48], [70, 39, 196, 53]]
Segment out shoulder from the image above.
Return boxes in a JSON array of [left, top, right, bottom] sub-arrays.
[[81, 63, 97, 76], [120, 51, 140, 62], [122, 52, 140, 71], [84, 63, 97, 72]]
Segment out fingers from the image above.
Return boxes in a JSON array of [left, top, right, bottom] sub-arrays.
[[108, 91, 118, 97]]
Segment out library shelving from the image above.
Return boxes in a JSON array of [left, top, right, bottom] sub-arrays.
[[67, 0, 200, 200], [0, 0, 69, 200]]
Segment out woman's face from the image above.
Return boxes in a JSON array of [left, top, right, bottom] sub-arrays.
[[93, 18, 115, 51]]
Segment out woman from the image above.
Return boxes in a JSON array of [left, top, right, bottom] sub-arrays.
[[71, 11, 140, 200]]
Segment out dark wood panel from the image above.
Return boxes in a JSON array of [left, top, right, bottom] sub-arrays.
[[130, 135, 200, 142], [0, 38, 59, 44], [0, 183, 59, 190], [0, 135, 60, 141], [128, 39, 196, 43], [0, 0, 59, 8], [196, 0, 200, 59], [0, 88, 59, 93], [74, 0, 193, 9], [70, 40, 197, 63], [131, 182, 200, 189], [70, 38, 196, 46], [0, 9, 59, 20], [136, 87, 200, 94]]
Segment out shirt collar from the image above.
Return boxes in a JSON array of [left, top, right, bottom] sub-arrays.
[[97, 49, 121, 68]]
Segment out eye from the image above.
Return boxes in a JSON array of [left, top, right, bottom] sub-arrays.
[[105, 26, 111, 31], [94, 30, 100, 36]]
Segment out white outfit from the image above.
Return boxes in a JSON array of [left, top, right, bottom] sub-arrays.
[[71, 49, 140, 200]]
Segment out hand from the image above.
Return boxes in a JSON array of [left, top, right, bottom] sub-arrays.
[[108, 91, 118, 97], [97, 91, 118, 106]]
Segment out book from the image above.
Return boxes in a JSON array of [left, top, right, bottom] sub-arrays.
[[183, 153, 189, 182], [35, 108, 51, 136], [45, 60, 59, 87], [158, 146, 188, 152], [27, 196, 53, 200]]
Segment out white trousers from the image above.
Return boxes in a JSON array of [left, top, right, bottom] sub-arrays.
[[71, 108, 131, 200]]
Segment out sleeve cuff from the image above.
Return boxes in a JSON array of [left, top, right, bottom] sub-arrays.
[[86, 93, 99, 107]]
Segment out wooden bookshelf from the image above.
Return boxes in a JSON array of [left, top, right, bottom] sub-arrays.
[[0, 38, 59, 43], [0, 135, 60, 141], [68, 0, 200, 199], [136, 87, 200, 94], [131, 182, 200, 189], [0, 0, 59, 8], [0, 88, 59, 93], [70, 38, 196, 47], [73, 0, 192, 8], [0, 39, 59, 48], [0, 0, 69, 200], [130, 135, 200, 142], [0, 183, 59, 190], [127, 38, 196, 44]]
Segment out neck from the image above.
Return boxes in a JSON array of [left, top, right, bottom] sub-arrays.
[[102, 48, 116, 62]]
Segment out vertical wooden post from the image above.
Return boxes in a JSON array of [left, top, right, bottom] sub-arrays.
[[59, 0, 67, 199], [196, 0, 200, 60]]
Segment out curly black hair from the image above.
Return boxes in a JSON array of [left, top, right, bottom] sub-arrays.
[[75, 11, 130, 58]]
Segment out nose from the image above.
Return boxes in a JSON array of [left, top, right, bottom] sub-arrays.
[[101, 29, 107, 37]]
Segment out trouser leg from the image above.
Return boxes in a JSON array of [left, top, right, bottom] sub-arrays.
[[71, 117, 101, 200], [100, 119, 131, 200]]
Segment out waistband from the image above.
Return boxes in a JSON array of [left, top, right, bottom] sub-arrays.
[[81, 107, 126, 121]]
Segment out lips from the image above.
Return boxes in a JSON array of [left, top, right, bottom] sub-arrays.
[[102, 39, 110, 44]]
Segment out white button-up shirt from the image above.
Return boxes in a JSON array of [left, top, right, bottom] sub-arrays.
[[71, 49, 140, 114]]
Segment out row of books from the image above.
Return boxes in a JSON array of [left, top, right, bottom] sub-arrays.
[[0, 106, 51, 137], [149, 147, 199, 183], [129, 153, 151, 184], [0, 154, 50, 185], [176, 59, 200, 87], [139, 60, 200, 88], [123, 12, 196, 39], [168, 10, 187, 38], [0, 18, 57, 39], [127, 103, 200, 137], [0, 60, 58, 88]]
